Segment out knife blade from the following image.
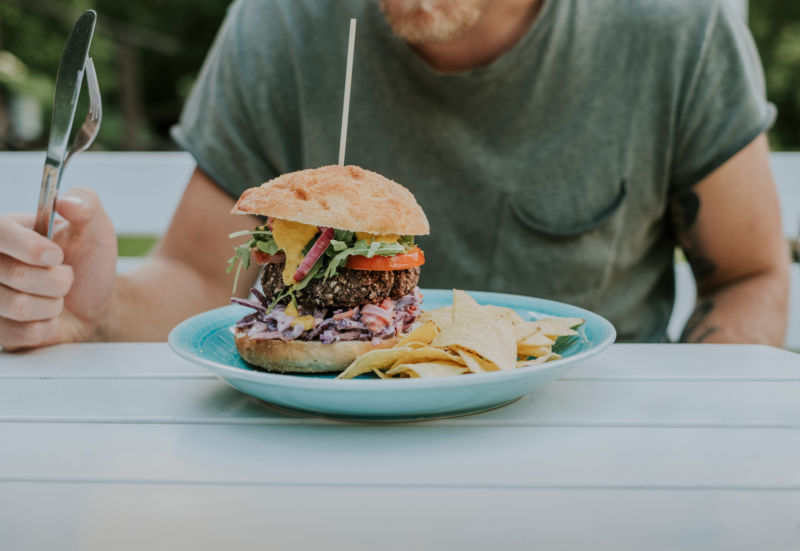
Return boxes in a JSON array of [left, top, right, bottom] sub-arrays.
[[34, 10, 97, 238]]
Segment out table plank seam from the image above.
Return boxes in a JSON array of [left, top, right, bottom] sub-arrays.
[[2, 478, 799, 492], [2, 417, 800, 429]]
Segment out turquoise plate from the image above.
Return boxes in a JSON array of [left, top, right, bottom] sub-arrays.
[[168, 289, 616, 421]]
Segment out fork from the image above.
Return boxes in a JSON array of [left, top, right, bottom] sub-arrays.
[[33, 57, 102, 238], [64, 57, 102, 167]]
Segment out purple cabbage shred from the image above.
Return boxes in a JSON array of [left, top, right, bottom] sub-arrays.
[[231, 287, 423, 343]]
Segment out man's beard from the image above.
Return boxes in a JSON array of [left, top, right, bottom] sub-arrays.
[[379, 0, 490, 43]]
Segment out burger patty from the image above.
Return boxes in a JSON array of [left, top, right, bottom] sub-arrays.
[[260, 262, 420, 308]]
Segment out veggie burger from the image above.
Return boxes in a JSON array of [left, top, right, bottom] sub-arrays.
[[227, 164, 429, 373]]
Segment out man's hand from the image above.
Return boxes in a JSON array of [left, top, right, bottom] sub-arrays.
[[671, 134, 790, 345], [0, 188, 117, 350], [1, 169, 261, 349]]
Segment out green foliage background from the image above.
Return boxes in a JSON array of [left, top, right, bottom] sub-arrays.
[[1, 0, 799, 151], [0, 0, 227, 150], [750, 1, 800, 150]]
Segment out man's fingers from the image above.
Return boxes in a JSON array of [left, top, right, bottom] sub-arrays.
[[8, 213, 35, 228], [0, 216, 64, 267], [0, 283, 64, 322], [0, 317, 59, 350], [0, 255, 74, 297]]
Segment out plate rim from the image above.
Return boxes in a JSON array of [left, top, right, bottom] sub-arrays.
[[167, 288, 616, 391]]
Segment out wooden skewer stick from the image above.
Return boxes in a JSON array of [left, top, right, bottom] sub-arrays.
[[338, 18, 357, 166]]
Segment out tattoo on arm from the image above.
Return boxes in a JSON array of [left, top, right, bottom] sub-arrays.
[[680, 298, 719, 343], [670, 188, 717, 281], [672, 191, 719, 342], [671, 188, 700, 230]]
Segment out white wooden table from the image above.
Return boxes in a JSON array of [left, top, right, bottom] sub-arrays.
[[1, 343, 798, 550]]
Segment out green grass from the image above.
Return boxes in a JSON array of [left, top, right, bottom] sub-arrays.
[[117, 235, 159, 257]]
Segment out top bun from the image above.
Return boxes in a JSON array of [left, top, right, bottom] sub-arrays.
[[231, 165, 430, 235]]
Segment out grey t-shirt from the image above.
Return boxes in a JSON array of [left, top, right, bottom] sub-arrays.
[[172, 0, 774, 342]]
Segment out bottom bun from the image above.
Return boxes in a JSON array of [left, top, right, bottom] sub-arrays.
[[234, 329, 400, 373]]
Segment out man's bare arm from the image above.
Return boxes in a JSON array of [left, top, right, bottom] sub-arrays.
[[96, 169, 261, 341], [671, 134, 790, 345]]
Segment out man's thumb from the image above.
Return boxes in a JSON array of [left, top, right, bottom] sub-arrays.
[[55, 187, 101, 228]]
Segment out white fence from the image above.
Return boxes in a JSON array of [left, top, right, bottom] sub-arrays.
[[1, 151, 193, 235], [1, 151, 798, 349]]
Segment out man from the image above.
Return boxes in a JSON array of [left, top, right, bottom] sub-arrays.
[[0, 0, 789, 349]]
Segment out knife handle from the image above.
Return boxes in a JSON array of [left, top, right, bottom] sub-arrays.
[[34, 163, 61, 239]]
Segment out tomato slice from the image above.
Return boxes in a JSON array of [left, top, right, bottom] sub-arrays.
[[346, 247, 425, 271], [253, 250, 286, 265]]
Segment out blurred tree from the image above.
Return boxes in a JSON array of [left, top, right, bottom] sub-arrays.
[[0, 0, 227, 150], [750, 0, 800, 151], [0, 0, 798, 151]]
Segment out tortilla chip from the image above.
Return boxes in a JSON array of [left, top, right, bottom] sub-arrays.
[[483, 305, 526, 325], [386, 361, 468, 378], [456, 348, 499, 373], [430, 290, 517, 370], [389, 347, 464, 370], [517, 352, 561, 368], [418, 306, 454, 332], [517, 331, 555, 347], [336, 347, 412, 379], [532, 317, 583, 337], [396, 321, 440, 347], [517, 344, 554, 358], [405, 341, 428, 350]]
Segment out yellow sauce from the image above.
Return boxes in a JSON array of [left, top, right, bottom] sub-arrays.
[[355, 232, 399, 244], [283, 302, 314, 330], [284, 302, 299, 317], [271, 219, 319, 285], [291, 315, 316, 331]]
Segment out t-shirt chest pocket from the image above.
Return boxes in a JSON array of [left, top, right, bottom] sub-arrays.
[[487, 175, 629, 307], [509, 177, 627, 237]]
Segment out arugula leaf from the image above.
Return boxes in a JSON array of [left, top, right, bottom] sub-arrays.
[[398, 235, 415, 247], [334, 229, 354, 242], [227, 229, 271, 239], [226, 226, 277, 293], [266, 286, 293, 312], [226, 243, 252, 293], [255, 240, 280, 255], [329, 239, 350, 252]]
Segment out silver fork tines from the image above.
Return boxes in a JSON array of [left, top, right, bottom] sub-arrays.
[[64, 57, 102, 166]]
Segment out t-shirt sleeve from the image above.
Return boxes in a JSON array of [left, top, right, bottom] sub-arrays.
[[670, 0, 775, 192], [170, 0, 281, 198]]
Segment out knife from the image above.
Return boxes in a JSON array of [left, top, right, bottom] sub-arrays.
[[33, 10, 97, 238]]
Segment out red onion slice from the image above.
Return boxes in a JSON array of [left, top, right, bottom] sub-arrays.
[[293, 227, 334, 282]]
